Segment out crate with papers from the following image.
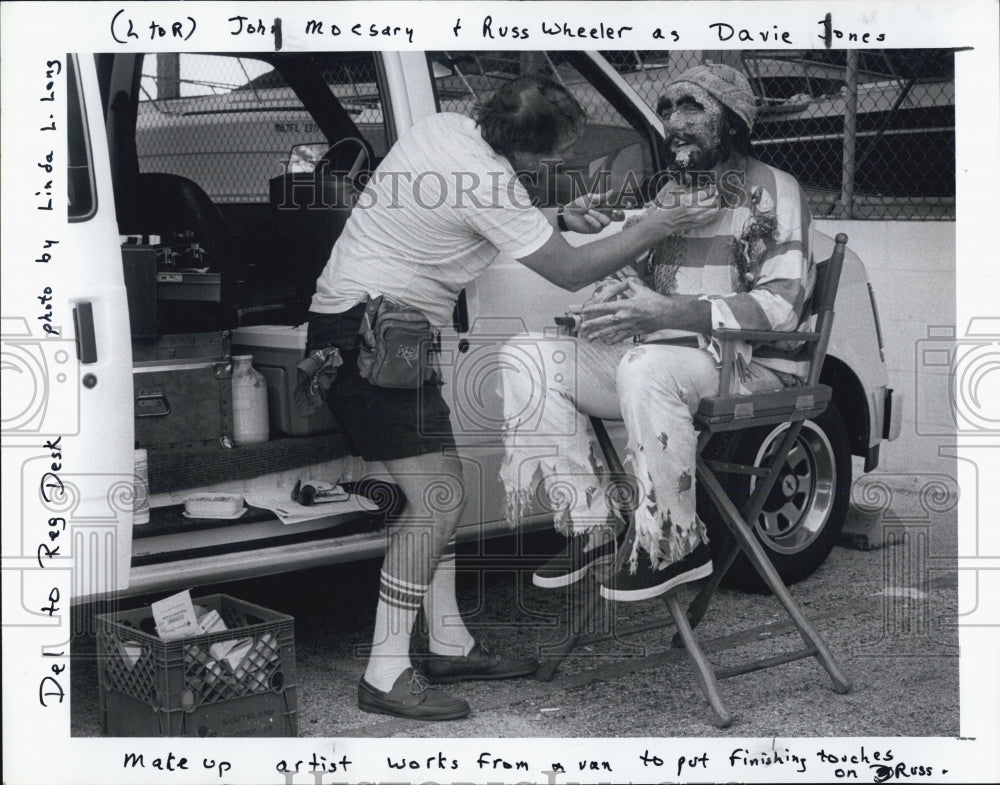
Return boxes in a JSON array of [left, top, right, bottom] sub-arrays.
[[96, 593, 297, 737]]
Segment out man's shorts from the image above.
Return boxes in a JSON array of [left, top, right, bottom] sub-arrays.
[[307, 304, 456, 462]]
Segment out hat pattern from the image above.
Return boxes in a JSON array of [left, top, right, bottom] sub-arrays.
[[667, 63, 758, 132]]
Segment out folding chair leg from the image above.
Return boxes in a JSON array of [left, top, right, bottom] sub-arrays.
[[535, 573, 604, 682], [672, 537, 740, 648], [663, 591, 734, 728], [675, 423, 807, 645], [698, 460, 853, 695], [536, 415, 635, 681]]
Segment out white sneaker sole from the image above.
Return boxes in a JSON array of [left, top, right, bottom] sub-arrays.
[[532, 553, 614, 589], [600, 559, 714, 602]]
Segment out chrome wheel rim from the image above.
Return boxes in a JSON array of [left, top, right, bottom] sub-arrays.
[[749, 421, 837, 555]]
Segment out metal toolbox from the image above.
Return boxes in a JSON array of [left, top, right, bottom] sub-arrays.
[[133, 332, 234, 452]]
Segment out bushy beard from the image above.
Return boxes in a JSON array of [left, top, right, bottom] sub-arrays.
[[668, 133, 731, 172], [667, 112, 734, 179]]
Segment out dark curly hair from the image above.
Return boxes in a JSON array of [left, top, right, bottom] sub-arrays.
[[475, 75, 586, 159]]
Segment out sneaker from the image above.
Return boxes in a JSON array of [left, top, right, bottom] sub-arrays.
[[420, 640, 538, 683], [600, 543, 713, 602], [358, 668, 470, 721], [533, 527, 623, 589]]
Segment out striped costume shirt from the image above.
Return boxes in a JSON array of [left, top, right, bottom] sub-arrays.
[[595, 158, 815, 382]]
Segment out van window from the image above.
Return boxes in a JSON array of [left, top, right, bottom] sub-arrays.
[[308, 52, 390, 159], [426, 51, 658, 206], [135, 53, 389, 204], [67, 55, 96, 220]]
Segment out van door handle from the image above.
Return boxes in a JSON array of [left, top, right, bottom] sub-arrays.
[[73, 302, 98, 364], [452, 289, 469, 333]]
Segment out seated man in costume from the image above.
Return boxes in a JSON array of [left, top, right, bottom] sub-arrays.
[[499, 63, 815, 601]]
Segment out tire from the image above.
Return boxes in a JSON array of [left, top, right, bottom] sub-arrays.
[[699, 404, 852, 593]]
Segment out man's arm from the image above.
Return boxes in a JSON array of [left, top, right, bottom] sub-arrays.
[[516, 187, 720, 292]]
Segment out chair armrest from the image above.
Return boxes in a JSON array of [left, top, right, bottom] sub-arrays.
[[714, 327, 819, 394], [712, 328, 821, 342]]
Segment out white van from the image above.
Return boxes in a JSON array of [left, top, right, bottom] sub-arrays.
[[47, 50, 900, 603]]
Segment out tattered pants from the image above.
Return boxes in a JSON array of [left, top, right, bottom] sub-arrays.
[[499, 335, 784, 570]]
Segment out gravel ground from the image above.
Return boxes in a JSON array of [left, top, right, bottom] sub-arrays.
[[71, 495, 959, 739]]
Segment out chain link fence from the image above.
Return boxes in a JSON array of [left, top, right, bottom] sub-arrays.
[[601, 49, 955, 220], [136, 50, 954, 220]]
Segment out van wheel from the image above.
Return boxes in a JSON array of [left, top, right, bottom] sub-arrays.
[[699, 404, 852, 593]]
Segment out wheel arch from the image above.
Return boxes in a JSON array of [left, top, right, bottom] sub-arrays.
[[821, 355, 870, 460]]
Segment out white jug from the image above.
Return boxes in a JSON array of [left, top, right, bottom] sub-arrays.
[[232, 355, 270, 445]]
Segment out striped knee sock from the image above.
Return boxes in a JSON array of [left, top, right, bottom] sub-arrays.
[[425, 539, 475, 657], [363, 569, 428, 692]]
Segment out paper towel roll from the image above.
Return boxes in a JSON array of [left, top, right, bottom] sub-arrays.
[[133, 448, 150, 525]]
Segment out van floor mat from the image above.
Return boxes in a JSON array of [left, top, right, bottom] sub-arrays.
[[147, 433, 352, 494]]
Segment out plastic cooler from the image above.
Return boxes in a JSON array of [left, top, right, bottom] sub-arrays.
[[231, 324, 339, 436], [97, 594, 297, 737]]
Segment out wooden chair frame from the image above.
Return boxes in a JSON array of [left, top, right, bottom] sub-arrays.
[[535, 234, 852, 728]]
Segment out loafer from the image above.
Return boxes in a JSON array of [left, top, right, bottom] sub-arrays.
[[358, 668, 470, 720], [600, 543, 713, 602], [421, 640, 538, 684]]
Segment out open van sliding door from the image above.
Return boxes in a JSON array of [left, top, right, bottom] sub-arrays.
[[49, 55, 135, 602]]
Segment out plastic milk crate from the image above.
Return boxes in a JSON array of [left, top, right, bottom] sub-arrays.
[[97, 594, 297, 737]]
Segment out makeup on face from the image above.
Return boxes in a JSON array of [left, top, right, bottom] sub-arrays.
[[659, 83, 729, 171]]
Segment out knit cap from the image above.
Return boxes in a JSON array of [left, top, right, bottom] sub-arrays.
[[666, 63, 758, 132]]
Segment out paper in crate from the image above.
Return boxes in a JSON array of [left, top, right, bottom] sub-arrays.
[[151, 589, 200, 640], [150, 591, 257, 671]]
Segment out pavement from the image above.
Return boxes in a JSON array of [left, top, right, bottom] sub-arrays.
[[69, 221, 967, 741], [71, 475, 959, 739]]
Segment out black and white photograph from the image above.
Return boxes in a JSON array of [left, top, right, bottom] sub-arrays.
[[2, 2, 998, 784]]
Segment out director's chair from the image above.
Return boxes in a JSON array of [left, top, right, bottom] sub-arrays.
[[535, 234, 852, 728]]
